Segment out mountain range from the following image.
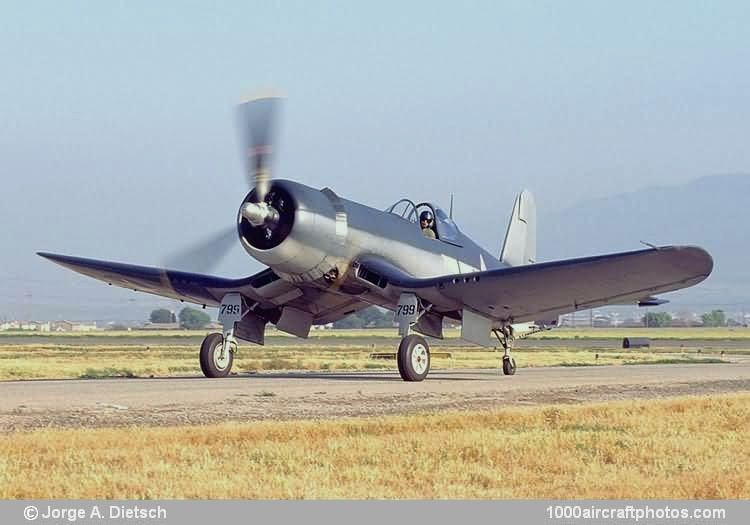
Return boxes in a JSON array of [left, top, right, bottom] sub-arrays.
[[538, 173, 750, 309]]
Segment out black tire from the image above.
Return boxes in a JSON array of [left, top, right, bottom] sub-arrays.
[[397, 334, 430, 382], [200, 332, 233, 378], [502, 356, 516, 376]]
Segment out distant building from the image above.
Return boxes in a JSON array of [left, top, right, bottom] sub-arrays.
[[1, 320, 96, 332], [592, 314, 614, 328], [558, 313, 584, 327], [18, 321, 51, 331], [51, 321, 73, 332], [558, 311, 615, 328], [670, 312, 702, 327], [0, 321, 20, 331], [73, 322, 97, 332], [71, 321, 96, 332], [50, 321, 98, 332], [141, 322, 181, 330]]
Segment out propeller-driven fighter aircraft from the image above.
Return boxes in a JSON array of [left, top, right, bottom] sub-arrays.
[[39, 97, 713, 381]]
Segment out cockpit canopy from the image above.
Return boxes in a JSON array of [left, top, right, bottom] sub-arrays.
[[385, 198, 461, 245]]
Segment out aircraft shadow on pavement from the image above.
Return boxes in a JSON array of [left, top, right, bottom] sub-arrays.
[[0, 370, 493, 384], [231, 371, 487, 381], [167, 371, 488, 382]]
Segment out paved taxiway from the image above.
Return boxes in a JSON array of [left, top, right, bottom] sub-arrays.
[[1, 363, 748, 431]]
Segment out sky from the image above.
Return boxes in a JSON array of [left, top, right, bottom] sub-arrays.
[[1, 1, 749, 319]]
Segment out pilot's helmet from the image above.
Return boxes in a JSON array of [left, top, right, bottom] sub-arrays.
[[419, 210, 434, 223]]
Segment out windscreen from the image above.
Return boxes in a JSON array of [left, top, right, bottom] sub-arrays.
[[434, 207, 461, 244]]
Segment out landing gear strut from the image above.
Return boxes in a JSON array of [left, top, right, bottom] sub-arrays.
[[395, 293, 432, 381], [200, 292, 243, 378], [494, 326, 517, 376]]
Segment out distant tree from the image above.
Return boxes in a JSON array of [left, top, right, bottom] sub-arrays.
[[178, 307, 211, 329], [150, 308, 176, 324], [358, 306, 395, 328], [642, 312, 672, 327], [332, 314, 366, 329], [701, 309, 726, 327], [332, 307, 395, 329]]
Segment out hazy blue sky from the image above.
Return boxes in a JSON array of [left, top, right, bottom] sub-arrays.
[[1, 1, 749, 319]]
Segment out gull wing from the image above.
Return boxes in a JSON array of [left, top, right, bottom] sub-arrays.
[[38, 252, 372, 326], [38, 252, 301, 309], [359, 245, 713, 323]]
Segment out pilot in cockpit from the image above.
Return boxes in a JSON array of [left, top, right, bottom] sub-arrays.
[[420, 210, 436, 239]]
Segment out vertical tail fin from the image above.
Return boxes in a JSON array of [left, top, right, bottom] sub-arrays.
[[499, 190, 536, 266]]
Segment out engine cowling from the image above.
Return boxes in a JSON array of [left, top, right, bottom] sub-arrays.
[[237, 180, 342, 282]]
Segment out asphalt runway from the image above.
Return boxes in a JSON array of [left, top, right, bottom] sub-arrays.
[[1, 361, 748, 431]]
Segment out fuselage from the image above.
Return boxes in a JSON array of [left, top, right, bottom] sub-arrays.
[[237, 180, 505, 290]]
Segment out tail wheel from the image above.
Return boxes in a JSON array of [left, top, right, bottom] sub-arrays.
[[200, 332, 234, 378], [397, 334, 431, 382]]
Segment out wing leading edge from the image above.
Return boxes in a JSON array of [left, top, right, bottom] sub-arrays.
[[37, 252, 372, 327], [37, 252, 277, 307], [358, 245, 713, 324]]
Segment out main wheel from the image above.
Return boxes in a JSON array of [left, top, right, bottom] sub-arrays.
[[397, 334, 430, 382], [200, 332, 234, 378], [502, 356, 516, 376]]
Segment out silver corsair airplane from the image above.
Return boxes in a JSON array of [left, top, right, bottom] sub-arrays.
[[39, 97, 713, 381]]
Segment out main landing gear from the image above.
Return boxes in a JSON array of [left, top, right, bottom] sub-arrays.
[[395, 293, 431, 382], [494, 326, 517, 376], [397, 334, 431, 382], [200, 293, 243, 378], [200, 332, 235, 378]]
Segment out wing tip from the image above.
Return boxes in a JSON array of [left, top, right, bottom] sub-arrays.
[[37, 251, 78, 266], [657, 245, 714, 286], [677, 245, 714, 277], [37, 251, 62, 262]]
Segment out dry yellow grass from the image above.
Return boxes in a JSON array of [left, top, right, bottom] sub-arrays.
[[3, 326, 748, 340], [531, 327, 750, 340], [0, 343, 727, 380], [0, 394, 747, 499], [0, 327, 744, 380]]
